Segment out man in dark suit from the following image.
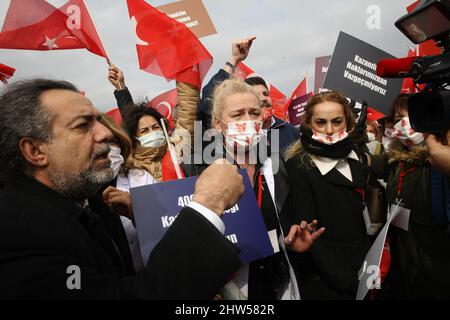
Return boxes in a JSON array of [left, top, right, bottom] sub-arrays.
[[0, 79, 245, 299]]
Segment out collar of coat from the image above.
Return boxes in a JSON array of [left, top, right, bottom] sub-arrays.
[[387, 140, 429, 165]]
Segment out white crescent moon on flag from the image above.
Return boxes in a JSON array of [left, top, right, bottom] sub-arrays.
[[156, 101, 172, 118], [131, 16, 149, 46]]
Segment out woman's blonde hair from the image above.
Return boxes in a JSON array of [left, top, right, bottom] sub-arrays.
[[211, 78, 260, 127]]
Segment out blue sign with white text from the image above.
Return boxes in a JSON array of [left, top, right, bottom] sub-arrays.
[[130, 170, 274, 264]]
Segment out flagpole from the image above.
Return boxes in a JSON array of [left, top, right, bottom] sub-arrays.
[[107, 59, 123, 90], [160, 119, 183, 180]]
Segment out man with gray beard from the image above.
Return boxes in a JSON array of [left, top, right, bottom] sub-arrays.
[[0, 79, 245, 299]]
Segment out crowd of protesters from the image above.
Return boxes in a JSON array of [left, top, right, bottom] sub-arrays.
[[1, 36, 450, 300]]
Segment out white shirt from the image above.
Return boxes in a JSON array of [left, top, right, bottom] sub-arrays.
[[310, 150, 359, 182], [187, 201, 225, 235]]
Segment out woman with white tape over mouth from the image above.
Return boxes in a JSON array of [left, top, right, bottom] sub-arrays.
[[285, 90, 373, 300]]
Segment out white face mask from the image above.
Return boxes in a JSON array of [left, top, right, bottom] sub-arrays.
[[137, 130, 166, 148], [367, 132, 376, 142], [311, 129, 349, 145], [384, 116, 424, 147], [223, 120, 264, 150], [108, 145, 124, 178]]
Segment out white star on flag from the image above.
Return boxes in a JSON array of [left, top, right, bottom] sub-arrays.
[[42, 35, 59, 49]]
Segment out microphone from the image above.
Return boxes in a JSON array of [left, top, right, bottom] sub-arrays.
[[376, 56, 417, 78]]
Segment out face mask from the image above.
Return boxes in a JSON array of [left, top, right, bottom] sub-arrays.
[[137, 130, 166, 148], [384, 116, 424, 147], [108, 145, 124, 178], [311, 129, 349, 145], [262, 108, 274, 123], [300, 126, 354, 159], [367, 132, 376, 142], [223, 120, 264, 149]]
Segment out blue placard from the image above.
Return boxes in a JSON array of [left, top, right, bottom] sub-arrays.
[[130, 170, 274, 264]]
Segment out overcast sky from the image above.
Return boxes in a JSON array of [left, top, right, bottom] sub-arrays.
[[0, 0, 415, 112]]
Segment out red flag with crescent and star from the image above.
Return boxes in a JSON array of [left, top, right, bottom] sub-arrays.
[[147, 88, 178, 127], [0, 0, 107, 58], [126, 0, 212, 88]]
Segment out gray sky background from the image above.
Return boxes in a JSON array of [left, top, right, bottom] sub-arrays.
[[0, 0, 415, 112]]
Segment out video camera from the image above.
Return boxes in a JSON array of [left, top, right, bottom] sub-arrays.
[[377, 0, 450, 134]]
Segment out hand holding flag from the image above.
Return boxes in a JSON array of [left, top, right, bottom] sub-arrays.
[[107, 60, 125, 91]]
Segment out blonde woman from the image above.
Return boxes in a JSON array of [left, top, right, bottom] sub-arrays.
[[209, 79, 324, 300]]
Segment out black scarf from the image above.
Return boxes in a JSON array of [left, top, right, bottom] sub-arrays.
[[300, 126, 355, 159]]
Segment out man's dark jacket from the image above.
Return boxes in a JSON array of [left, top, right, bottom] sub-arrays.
[[0, 176, 240, 299]]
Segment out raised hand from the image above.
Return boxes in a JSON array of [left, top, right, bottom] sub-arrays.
[[284, 220, 325, 253]]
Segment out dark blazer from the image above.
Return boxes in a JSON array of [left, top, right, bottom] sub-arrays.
[[286, 153, 372, 299], [0, 176, 240, 299], [268, 117, 301, 155]]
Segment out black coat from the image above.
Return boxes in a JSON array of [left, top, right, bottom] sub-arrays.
[[0, 176, 240, 299], [285, 152, 372, 299], [371, 142, 450, 299]]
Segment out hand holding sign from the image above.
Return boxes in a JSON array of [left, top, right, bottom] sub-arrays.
[[192, 161, 245, 217], [102, 186, 134, 220]]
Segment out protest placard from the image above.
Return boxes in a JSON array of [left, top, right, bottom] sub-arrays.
[[157, 0, 217, 38], [323, 32, 403, 114], [130, 170, 274, 264]]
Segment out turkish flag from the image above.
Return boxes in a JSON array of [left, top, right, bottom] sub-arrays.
[[269, 86, 288, 120], [284, 77, 307, 113], [0, 62, 16, 84], [147, 88, 178, 128], [367, 107, 385, 122], [126, 0, 212, 88], [235, 62, 288, 120], [0, 0, 107, 58]]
